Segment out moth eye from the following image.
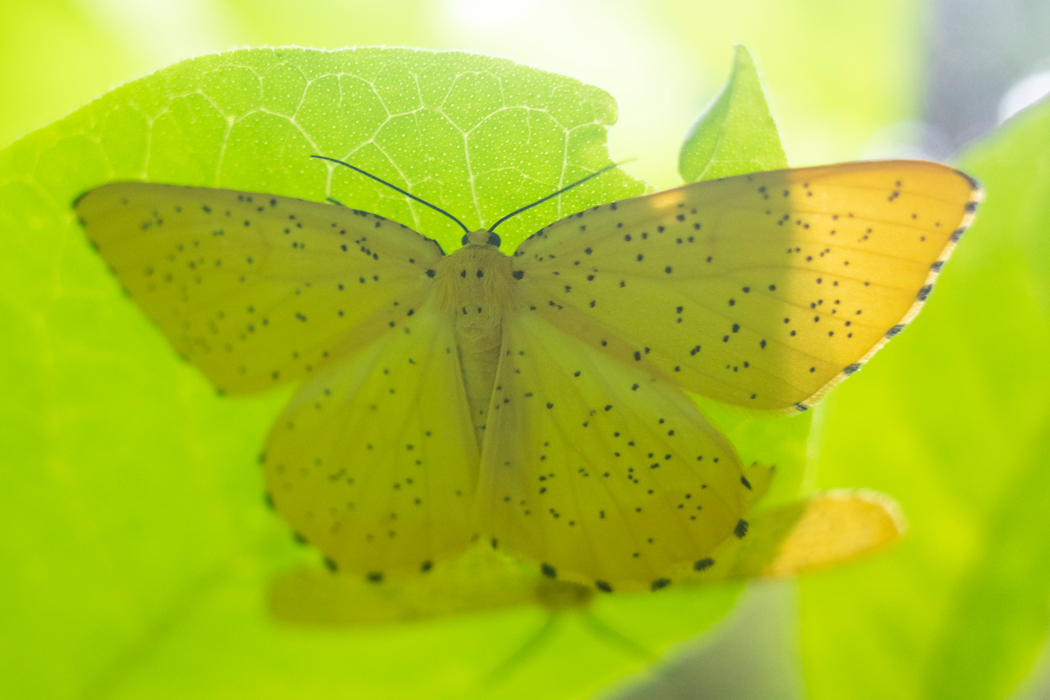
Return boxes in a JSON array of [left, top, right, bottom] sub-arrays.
[[462, 233, 471, 245], [487, 232, 501, 247]]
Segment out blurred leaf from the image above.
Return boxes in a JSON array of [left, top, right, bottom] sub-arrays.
[[270, 487, 901, 629], [799, 97, 1050, 700], [679, 44, 787, 183], [0, 46, 804, 700], [0, 0, 133, 148]]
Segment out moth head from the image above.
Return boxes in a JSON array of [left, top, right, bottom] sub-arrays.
[[461, 230, 501, 247]]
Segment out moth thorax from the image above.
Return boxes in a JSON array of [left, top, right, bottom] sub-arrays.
[[434, 242, 517, 327]]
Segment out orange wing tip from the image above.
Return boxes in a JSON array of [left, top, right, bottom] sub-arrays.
[[759, 489, 906, 579], [787, 166, 982, 414]]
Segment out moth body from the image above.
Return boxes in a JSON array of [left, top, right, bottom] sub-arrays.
[[434, 230, 517, 445]]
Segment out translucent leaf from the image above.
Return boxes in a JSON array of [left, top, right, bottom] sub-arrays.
[[678, 45, 788, 183], [0, 47, 779, 700]]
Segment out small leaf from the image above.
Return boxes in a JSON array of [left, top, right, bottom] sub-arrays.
[[679, 45, 788, 183]]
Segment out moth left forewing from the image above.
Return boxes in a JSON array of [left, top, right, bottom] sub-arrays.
[[513, 160, 979, 412], [477, 311, 753, 593], [76, 183, 443, 394]]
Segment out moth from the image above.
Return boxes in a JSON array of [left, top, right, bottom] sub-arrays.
[[75, 158, 979, 593]]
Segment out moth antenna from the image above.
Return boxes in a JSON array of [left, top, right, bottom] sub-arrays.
[[488, 160, 631, 233], [312, 155, 471, 234]]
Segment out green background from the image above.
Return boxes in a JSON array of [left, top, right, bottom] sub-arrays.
[[2, 2, 1049, 699]]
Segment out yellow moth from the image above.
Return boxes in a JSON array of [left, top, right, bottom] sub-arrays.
[[75, 158, 979, 593]]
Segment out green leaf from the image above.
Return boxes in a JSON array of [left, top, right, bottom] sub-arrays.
[[0, 46, 768, 700], [678, 45, 788, 183], [799, 97, 1050, 700]]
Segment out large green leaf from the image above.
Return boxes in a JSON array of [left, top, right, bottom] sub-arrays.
[[799, 98, 1050, 700], [0, 46, 811, 700]]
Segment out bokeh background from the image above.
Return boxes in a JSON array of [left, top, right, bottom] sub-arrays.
[[2, 1, 1050, 699]]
